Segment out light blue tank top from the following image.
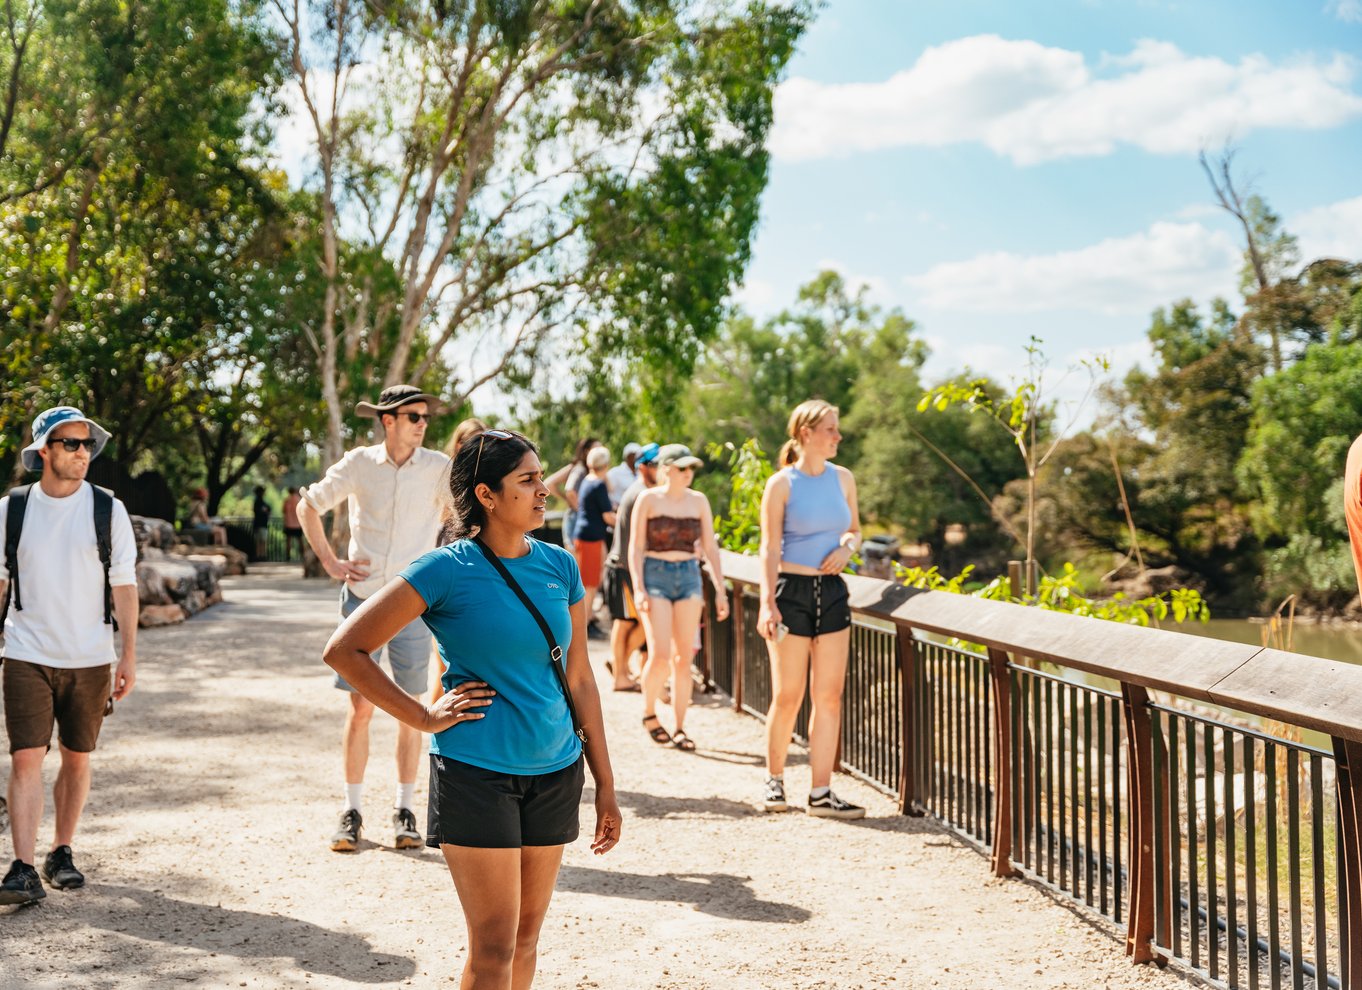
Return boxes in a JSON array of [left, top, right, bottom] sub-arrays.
[[780, 464, 851, 569]]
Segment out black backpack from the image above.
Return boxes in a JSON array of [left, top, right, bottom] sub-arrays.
[[1, 482, 117, 631]]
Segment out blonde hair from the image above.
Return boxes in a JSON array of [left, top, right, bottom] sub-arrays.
[[586, 446, 611, 470], [778, 399, 838, 466], [444, 417, 488, 457]]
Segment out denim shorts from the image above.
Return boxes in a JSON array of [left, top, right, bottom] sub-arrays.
[[335, 586, 432, 695], [642, 557, 703, 602]]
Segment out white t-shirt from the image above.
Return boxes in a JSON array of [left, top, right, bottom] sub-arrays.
[[0, 483, 137, 669], [605, 463, 636, 506]]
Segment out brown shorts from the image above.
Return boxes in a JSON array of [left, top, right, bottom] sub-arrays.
[[2, 659, 112, 754]]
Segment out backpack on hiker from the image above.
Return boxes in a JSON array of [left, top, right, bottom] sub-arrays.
[[0, 482, 118, 632]]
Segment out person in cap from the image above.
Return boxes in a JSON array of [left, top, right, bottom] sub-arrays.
[[0, 406, 138, 904], [627, 444, 728, 751], [605, 442, 642, 507], [603, 443, 660, 691], [296, 384, 451, 852]]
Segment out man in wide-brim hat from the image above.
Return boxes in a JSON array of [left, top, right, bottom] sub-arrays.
[[296, 384, 450, 853]]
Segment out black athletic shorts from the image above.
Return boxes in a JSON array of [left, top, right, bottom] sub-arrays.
[[775, 573, 851, 639], [426, 753, 584, 849]]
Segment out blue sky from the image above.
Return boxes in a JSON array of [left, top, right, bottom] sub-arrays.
[[739, 0, 1362, 398]]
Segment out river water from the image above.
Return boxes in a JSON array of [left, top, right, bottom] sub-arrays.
[[1179, 617, 1362, 666]]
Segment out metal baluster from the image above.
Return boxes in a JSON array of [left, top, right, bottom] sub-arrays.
[[1070, 684, 1080, 898], [1287, 749, 1302, 990], [1154, 711, 1167, 952], [1099, 694, 1109, 916], [1224, 727, 1238, 986], [1310, 753, 1327, 990], [1170, 715, 1183, 962], [1046, 676, 1056, 885], [1113, 696, 1124, 924], [1084, 691, 1094, 908], [1188, 714, 1201, 970], [1206, 723, 1219, 983], [1266, 743, 1281, 990], [1058, 681, 1068, 893], [1245, 738, 1259, 990]]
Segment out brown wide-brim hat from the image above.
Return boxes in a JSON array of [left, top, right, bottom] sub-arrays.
[[355, 384, 442, 417]]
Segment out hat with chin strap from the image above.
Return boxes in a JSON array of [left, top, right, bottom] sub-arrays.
[[21, 406, 111, 472]]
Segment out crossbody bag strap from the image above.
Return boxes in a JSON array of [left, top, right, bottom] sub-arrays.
[[472, 536, 587, 743]]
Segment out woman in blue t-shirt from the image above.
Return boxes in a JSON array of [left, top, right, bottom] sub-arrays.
[[324, 429, 621, 988]]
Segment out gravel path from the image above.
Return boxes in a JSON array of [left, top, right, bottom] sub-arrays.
[[0, 571, 1192, 989]]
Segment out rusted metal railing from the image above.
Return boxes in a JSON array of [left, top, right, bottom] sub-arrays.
[[705, 551, 1362, 990]]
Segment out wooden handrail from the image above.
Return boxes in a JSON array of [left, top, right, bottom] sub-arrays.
[[718, 550, 1362, 746]]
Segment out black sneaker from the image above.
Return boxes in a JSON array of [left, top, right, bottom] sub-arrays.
[[0, 859, 45, 905], [41, 846, 85, 889], [393, 808, 422, 849], [330, 809, 362, 852], [762, 777, 788, 813], [807, 790, 866, 820]]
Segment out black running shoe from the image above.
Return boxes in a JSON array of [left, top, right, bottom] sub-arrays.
[[807, 790, 866, 820], [330, 809, 362, 852], [762, 777, 789, 813], [41, 845, 84, 889], [393, 808, 422, 849], [0, 859, 46, 905]]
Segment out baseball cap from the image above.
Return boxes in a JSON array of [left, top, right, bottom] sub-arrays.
[[657, 444, 703, 470], [623, 442, 642, 458], [635, 442, 661, 465]]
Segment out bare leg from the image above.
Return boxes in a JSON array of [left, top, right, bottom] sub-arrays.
[[640, 598, 675, 722], [442, 843, 567, 990], [52, 745, 92, 849], [807, 629, 852, 790], [608, 621, 638, 689], [765, 636, 812, 778], [668, 596, 704, 734], [8, 747, 45, 864], [343, 692, 374, 785]]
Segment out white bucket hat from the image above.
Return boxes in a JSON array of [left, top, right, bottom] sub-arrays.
[[21, 406, 112, 472]]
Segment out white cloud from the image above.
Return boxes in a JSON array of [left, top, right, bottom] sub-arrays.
[[904, 220, 1240, 314], [1327, 0, 1362, 23], [771, 35, 1362, 165], [1294, 194, 1362, 260]]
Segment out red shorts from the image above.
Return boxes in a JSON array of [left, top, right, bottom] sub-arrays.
[[574, 539, 605, 587]]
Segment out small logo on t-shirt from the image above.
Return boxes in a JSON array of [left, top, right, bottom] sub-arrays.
[[547, 582, 561, 590]]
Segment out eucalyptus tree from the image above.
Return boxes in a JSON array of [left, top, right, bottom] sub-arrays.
[[271, 0, 808, 462]]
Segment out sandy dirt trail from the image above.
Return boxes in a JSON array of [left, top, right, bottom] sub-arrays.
[[0, 570, 1191, 989]]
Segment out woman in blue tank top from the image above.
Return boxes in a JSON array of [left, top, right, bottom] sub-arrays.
[[756, 400, 866, 820]]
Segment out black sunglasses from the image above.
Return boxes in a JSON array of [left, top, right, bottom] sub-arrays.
[[398, 412, 431, 424], [48, 437, 97, 452], [472, 429, 519, 477]]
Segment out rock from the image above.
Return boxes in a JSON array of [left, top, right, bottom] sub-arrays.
[[139, 604, 186, 627], [182, 590, 208, 617], [136, 562, 173, 606], [170, 543, 247, 575]]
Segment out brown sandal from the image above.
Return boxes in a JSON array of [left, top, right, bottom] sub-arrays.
[[671, 730, 696, 752], [643, 714, 671, 745]]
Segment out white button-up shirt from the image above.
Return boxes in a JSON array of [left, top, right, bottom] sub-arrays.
[[300, 444, 450, 599]]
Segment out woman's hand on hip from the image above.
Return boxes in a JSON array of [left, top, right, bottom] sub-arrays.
[[591, 789, 622, 855], [424, 680, 496, 733]]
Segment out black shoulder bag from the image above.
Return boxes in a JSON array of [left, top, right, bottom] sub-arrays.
[[473, 536, 587, 744]]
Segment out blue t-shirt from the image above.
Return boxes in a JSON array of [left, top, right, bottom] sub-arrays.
[[572, 476, 612, 542], [400, 538, 585, 774]]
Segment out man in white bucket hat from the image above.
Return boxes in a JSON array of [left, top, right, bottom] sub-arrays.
[[0, 406, 138, 904]]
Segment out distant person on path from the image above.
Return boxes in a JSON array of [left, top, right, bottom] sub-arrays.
[[604, 443, 660, 691], [628, 444, 728, 752], [252, 485, 272, 560], [443, 417, 489, 461], [0, 406, 139, 905], [757, 399, 864, 820], [438, 417, 490, 546], [282, 487, 303, 561], [323, 428, 620, 988], [297, 384, 450, 853], [546, 437, 598, 552], [1346, 432, 1362, 598], [572, 446, 616, 641], [606, 442, 641, 506], [186, 487, 227, 546]]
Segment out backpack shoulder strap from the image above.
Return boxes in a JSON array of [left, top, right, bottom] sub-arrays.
[[1, 484, 33, 627], [91, 484, 116, 629]]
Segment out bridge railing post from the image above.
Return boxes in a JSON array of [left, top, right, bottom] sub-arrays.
[[730, 589, 746, 714], [1334, 737, 1362, 990], [1121, 682, 1165, 965], [897, 628, 923, 816], [986, 647, 1017, 876]]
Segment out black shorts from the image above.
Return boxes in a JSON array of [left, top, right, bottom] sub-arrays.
[[426, 753, 584, 849], [775, 573, 851, 639], [603, 563, 637, 622]]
